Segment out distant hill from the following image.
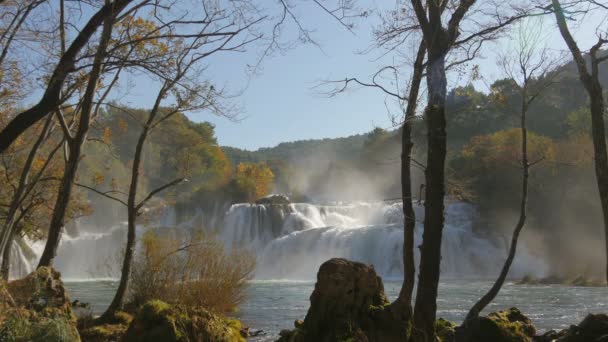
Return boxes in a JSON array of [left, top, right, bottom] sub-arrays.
[[224, 51, 608, 167], [222, 133, 371, 166]]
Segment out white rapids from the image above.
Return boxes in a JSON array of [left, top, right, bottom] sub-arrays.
[[10, 201, 547, 281]]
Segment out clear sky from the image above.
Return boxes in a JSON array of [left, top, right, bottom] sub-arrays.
[[111, 1, 608, 151], [194, 1, 400, 150]]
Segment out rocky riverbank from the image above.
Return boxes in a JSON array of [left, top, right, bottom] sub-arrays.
[[0, 268, 250, 342], [517, 274, 606, 287]]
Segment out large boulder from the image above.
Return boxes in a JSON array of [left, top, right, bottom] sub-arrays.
[[552, 313, 608, 342], [0, 267, 80, 341], [7, 267, 73, 314], [277, 258, 409, 342], [122, 300, 245, 342], [456, 308, 536, 342]]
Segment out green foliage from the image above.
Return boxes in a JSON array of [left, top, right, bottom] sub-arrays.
[[360, 127, 392, 164], [223, 134, 369, 165], [566, 107, 592, 137], [451, 128, 555, 209], [83, 106, 231, 204]]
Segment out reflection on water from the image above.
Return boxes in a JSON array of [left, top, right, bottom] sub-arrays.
[[64, 280, 608, 342]]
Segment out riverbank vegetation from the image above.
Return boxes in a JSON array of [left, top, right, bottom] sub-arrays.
[[128, 231, 255, 313]]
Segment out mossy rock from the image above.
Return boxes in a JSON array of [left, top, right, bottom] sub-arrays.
[[114, 311, 133, 326], [0, 268, 80, 342], [78, 311, 132, 342], [7, 267, 73, 318], [122, 300, 245, 342], [79, 323, 129, 342], [456, 308, 535, 342], [435, 318, 457, 342]]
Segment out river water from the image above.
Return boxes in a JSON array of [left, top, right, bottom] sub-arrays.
[[64, 279, 608, 341]]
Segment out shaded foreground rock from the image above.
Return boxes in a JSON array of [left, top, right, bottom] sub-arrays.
[[549, 313, 608, 342], [122, 300, 246, 342], [277, 258, 411, 342], [455, 308, 536, 342], [0, 267, 80, 341]]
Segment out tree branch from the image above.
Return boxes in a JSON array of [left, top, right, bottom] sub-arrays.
[[135, 178, 186, 212], [74, 182, 128, 207]]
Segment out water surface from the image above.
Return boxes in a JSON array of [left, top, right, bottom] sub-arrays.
[[64, 280, 608, 341]]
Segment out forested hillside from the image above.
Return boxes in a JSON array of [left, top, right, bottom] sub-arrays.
[[68, 51, 605, 210], [223, 134, 369, 164], [220, 57, 599, 202]]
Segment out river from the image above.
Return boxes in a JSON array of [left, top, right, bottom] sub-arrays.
[[64, 279, 608, 341]]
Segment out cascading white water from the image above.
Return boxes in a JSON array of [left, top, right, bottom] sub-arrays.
[[218, 201, 547, 280], [8, 239, 36, 280], [9, 200, 547, 281]]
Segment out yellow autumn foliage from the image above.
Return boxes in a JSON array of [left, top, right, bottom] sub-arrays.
[[234, 162, 274, 202]]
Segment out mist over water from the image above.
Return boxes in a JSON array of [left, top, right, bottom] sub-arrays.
[[11, 200, 546, 281]]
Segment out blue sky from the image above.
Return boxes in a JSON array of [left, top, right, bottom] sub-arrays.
[[191, 1, 400, 150], [101, 1, 608, 150]]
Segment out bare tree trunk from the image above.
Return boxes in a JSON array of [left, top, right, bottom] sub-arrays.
[[0, 234, 12, 280], [37, 143, 81, 267], [38, 2, 115, 268], [465, 85, 530, 321], [393, 40, 426, 318], [408, 1, 478, 338], [412, 46, 448, 342], [589, 93, 608, 285], [553, 0, 608, 285], [98, 123, 149, 321], [0, 116, 53, 257]]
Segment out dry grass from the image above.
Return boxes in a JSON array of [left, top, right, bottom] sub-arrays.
[[128, 230, 255, 314]]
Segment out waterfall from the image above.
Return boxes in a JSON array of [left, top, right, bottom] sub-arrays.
[[9, 200, 547, 281], [8, 238, 37, 280], [218, 201, 547, 280]]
